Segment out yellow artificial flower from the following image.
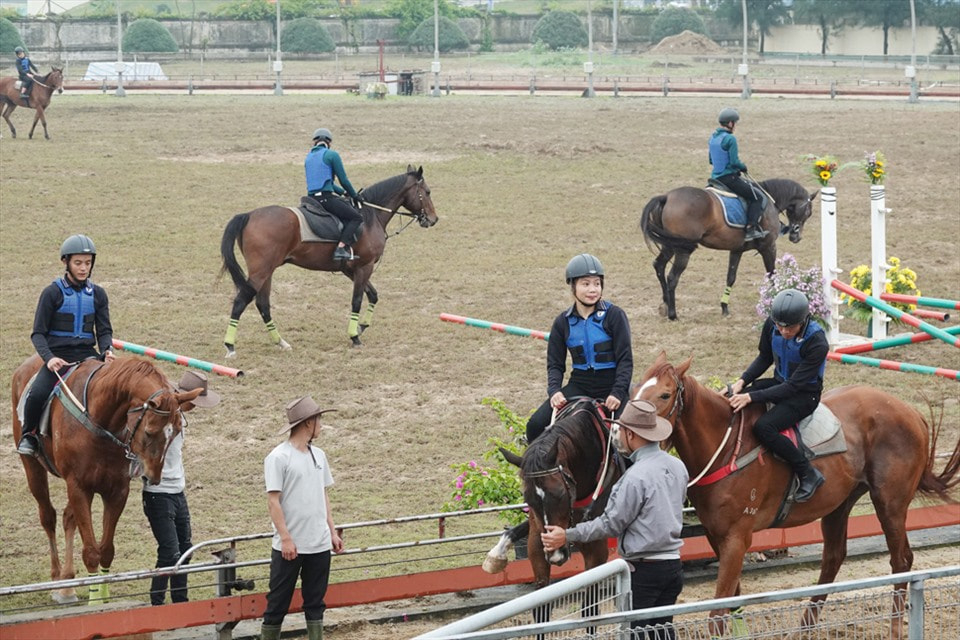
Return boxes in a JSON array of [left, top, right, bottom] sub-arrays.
[[815, 159, 827, 167], [820, 170, 831, 181], [876, 160, 884, 167]]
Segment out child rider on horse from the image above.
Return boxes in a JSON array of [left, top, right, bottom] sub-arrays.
[[14, 46, 38, 106], [726, 289, 828, 502], [709, 107, 767, 242], [525, 254, 634, 443], [304, 127, 365, 262], [17, 235, 116, 457]]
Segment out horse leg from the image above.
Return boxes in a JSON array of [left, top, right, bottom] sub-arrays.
[[652, 246, 675, 318], [664, 250, 691, 321], [871, 486, 916, 639], [63, 485, 104, 603], [21, 458, 66, 599], [721, 249, 745, 317], [2, 102, 17, 138], [255, 276, 291, 351], [358, 281, 379, 335], [707, 533, 751, 638], [92, 487, 129, 604], [800, 489, 867, 631], [482, 520, 530, 573], [29, 105, 45, 140], [56, 504, 79, 604], [223, 278, 258, 359], [347, 265, 374, 347]]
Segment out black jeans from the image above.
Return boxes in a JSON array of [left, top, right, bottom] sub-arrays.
[[629, 559, 683, 640], [717, 173, 763, 228], [748, 378, 820, 469], [142, 491, 192, 605], [311, 192, 363, 245], [263, 549, 332, 625]]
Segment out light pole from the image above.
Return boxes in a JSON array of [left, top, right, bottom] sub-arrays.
[[274, 0, 283, 96], [115, 1, 125, 97], [584, 0, 595, 98], [907, 0, 918, 103], [739, 0, 750, 99], [432, 0, 441, 97]]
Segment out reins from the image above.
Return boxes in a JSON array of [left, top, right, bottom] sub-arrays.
[[360, 178, 430, 238]]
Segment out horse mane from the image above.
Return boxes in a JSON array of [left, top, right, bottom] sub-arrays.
[[521, 407, 598, 475], [760, 178, 806, 215], [359, 171, 413, 204], [93, 358, 171, 404]]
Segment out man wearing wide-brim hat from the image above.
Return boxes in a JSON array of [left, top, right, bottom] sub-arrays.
[[143, 370, 221, 606], [261, 396, 343, 640], [542, 399, 689, 639]]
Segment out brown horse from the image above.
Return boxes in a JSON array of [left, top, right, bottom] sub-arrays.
[[0, 67, 64, 139], [640, 178, 819, 321], [635, 352, 960, 637], [219, 165, 437, 353], [11, 356, 201, 602]]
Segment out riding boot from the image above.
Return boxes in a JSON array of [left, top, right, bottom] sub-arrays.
[[332, 245, 353, 261], [794, 463, 825, 503], [259, 622, 282, 640], [16, 432, 38, 457], [743, 201, 768, 241], [20, 93, 29, 106], [306, 619, 323, 640]]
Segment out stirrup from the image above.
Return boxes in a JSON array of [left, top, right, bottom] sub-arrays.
[[17, 434, 38, 457]]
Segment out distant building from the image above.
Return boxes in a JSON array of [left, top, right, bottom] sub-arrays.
[[21, 0, 87, 15]]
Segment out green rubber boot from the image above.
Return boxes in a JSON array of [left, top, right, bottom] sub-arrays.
[[259, 622, 282, 640], [306, 620, 323, 640]]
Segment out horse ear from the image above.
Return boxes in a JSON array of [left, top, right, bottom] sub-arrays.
[[176, 388, 203, 411], [416, 165, 423, 178], [809, 189, 820, 202], [675, 356, 694, 379], [655, 351, 667, 366], [407, 164, 415, 173], [499, 447, 522, 467]]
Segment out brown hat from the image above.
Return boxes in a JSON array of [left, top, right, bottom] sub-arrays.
[[278, 395, 336, 435], [606, 399, 673, 442], [175, 371, 221, 408]]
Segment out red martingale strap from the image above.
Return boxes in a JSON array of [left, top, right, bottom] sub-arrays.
[[695, 410, 747, 487]]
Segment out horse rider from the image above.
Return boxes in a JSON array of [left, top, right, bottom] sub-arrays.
[[709, 107, 767, 242], [525, 254, 634, 443], [727, 289, 828, 502], [18, 235, 116, 457], [542, 399, 688, 640], [14, 46, 39, 106], [304, 127, 365, 262]]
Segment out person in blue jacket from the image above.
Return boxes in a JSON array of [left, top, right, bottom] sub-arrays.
[[727, 289, 828, 502], [14, 46, 39, 104], [525, 254, 633, 443], [304, 127, 365, 262], [709, 107, 767, 241], [18, 235, 116, 457]]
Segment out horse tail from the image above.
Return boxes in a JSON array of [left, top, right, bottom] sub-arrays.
[[916, 401, 960, 500], [219, 213, 256, 299], [640, 194, 698, 254]]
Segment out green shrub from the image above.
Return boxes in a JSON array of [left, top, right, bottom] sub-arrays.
[[650, 6, 706, 43], [0, 17, 24, 52], [281, 17, 335, 53], [216, 0, 274, 21], [408, 15, 469, 52], [531, 10, 587, 51], [388, 0, 455, 42], [123, 18, 179, 53]]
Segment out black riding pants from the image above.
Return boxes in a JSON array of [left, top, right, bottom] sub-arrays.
[[19, 76, 33, 94], [22, 364, 67, 435], [311, 192, 363, 245], [748, 378, 820, 470], [717, 174, 763, 228], [526, 368, 622, 443]]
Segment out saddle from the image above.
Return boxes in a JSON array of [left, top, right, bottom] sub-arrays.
[[16, 363, 86, 476], [705, 179, 769, 229], [295, 196, 363, 244]]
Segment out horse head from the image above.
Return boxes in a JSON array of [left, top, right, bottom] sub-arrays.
[[634, 352, 693, 440], [49, 67, 64, 94], [402, 165, 438, 228], [768, 179, 818, 244]]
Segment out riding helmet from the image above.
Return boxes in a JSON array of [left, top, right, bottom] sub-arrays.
[[565, 254, 605, 285], [312, 127, 333, 142], [60, 234, 97, 261], [718, 107, 740, 126], [14, 46, 25, 54], [771, 289, 809, 327]]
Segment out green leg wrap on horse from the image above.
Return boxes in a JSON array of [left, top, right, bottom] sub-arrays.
[[729, 606, 749, 637], [224, 320, 239, 345], [87, 573, 100, 604], [99, 568, 110, 603], [720, 285, 732, 305], [361, 302, 376, 327], [259, 622, 282, 640], [265, 320, 283, 344], [306, 620, 324, 640], [348, 312, 360, 338]]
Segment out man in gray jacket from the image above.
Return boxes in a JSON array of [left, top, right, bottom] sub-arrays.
[[542, 399, 688, 640]]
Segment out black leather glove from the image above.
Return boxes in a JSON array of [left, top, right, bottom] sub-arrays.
[[741, 165, 748, 174], [352, 195, 364, 209]]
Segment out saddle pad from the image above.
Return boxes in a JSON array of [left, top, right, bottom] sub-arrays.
[[291, 206, 339, 243], [706, 189, 747, 228], [796, 402, 845, 452]]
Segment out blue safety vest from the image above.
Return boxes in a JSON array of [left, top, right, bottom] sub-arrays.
[[709, 131, 733, 176], [16, 57, 31, 76], [49, 278, 96, 340], [771, 320, 826, 384], [566, 306, 616, 371], [305, 146, 334, 194]]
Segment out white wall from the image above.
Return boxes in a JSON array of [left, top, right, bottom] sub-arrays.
[[766, 24, 942, 57]]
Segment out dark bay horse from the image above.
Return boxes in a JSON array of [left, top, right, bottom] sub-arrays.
[[219, 165, 437, 353], [483, 400, 621, 595], [635, 352, 960, 637], [0, 67, 64, 139], [11, 356, 202, 602], [640, 178, 818, 321]]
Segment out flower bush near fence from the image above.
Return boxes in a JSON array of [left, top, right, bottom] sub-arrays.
[[756, 253, 830, 330], [843, 257, 919, 324], [805, 154, 841, 187], [442, 397, 527, 527], [862, 150, 887, 185]]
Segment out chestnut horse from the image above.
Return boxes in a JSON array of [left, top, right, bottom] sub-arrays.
[[640, 178, 818, 321], [635, 353, 960, 637], [219, 165, 437, 353], [11, 356, 201, 602], [0, 67, 64, 139]]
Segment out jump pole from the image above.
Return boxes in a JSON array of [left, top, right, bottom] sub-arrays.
[[830, 280, 960, 348], [836, 325, 960, 355], [112, 339, 244, 379], [879, 292, 960, 310], [439, 314, 550, 341], [827, 352, 960, 381]]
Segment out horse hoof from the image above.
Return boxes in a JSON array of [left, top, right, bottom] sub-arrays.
[[658, 303, 668, 318], [482, 555, 508, 574], [721, 305, 730, 317], [350, 337, 362, 348], [224, 347, 237, 359], [51, 590, 78, 604], [358, 324, 369, 335], [277, 339, 292, 351]]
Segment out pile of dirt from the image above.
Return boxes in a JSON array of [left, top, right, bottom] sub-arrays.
[[649, 30, 725, 55]]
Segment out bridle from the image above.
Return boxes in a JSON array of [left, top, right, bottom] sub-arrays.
[[359, 178, 431, 237]]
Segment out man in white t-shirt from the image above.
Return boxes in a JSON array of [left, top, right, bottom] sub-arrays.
[[260, 396, 343, 640]]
